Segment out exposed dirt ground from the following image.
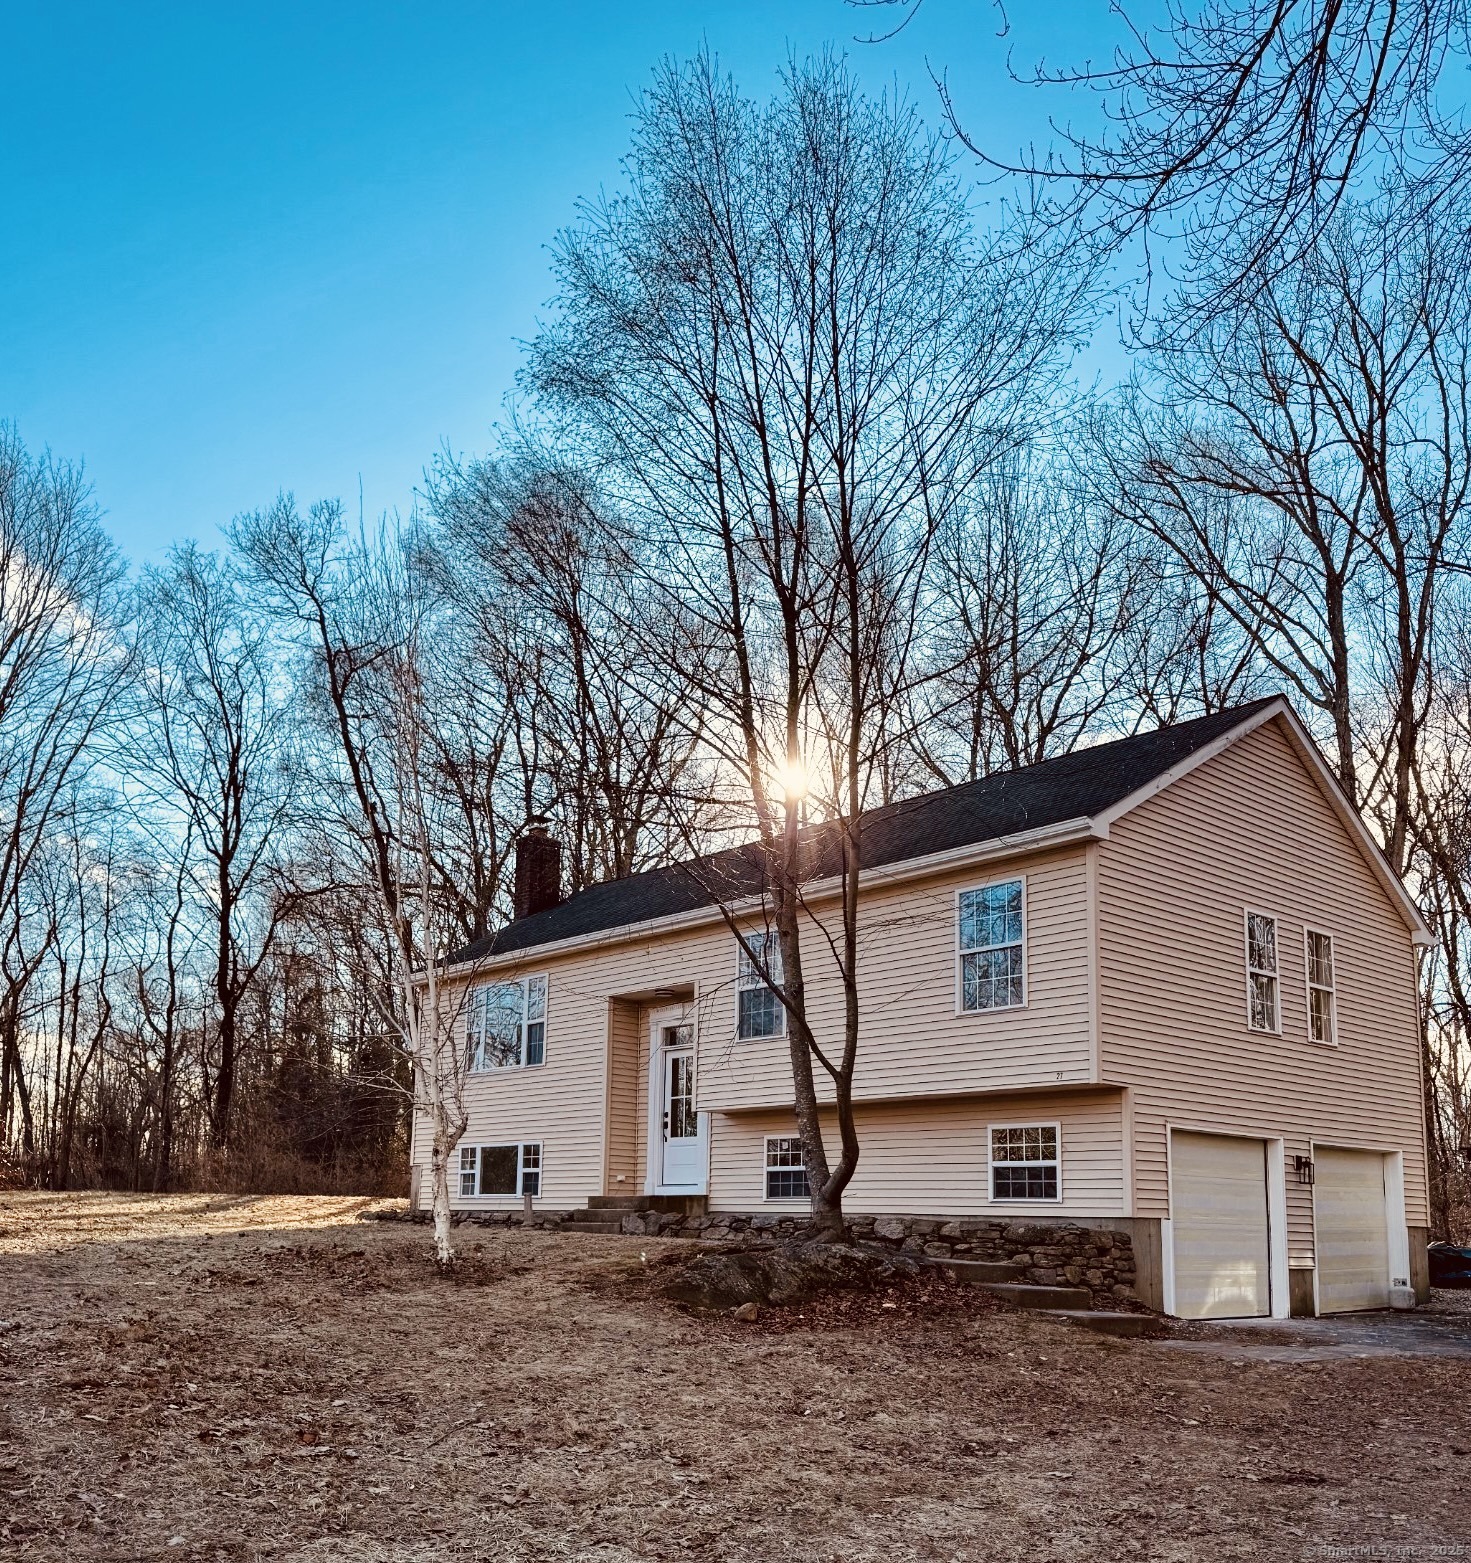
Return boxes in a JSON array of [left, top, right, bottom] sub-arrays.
[[2, 1193, 1468, 1562]]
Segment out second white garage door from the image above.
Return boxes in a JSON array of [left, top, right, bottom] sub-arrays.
[[1315, 1148, 1391, 1313], [1171, 1131, 1271, 1319]]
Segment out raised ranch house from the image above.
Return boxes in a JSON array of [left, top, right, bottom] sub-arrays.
[[410, 698, 1434, 1320]]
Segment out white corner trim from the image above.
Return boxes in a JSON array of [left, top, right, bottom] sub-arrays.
[[1385, 1152, 1411, 1290], [1159, 1217, 1176, 1317]]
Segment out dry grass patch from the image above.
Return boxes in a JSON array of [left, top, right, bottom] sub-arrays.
[[1, 1192, 1467, 1561]]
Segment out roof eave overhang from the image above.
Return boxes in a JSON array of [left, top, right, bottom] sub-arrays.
[[429, 696, 1432, 983], [440, 813, 1105, 979], [1090, 697, 1432, 944]]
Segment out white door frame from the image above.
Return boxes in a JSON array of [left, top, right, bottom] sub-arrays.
[[644, 1002, 708, 1196], [1265, 1137, 1290, 1318]]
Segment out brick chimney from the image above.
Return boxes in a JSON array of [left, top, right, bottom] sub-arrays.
[[513, 820, 562, 920]]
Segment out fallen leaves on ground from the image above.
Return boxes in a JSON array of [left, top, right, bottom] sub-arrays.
[[1, 1192, 1467, 1562]]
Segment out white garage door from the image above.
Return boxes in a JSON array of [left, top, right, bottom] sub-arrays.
[[1315, 1148, 1390, 1313], [1171, 1131, 1271, 1319]]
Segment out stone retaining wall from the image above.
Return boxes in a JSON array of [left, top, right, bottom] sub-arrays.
[[410, 1207, 1137, 1308], [627, 1211, 1137, 1307]]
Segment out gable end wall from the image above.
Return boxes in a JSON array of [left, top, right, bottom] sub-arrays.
[[1097, 716, 1428, 1255]]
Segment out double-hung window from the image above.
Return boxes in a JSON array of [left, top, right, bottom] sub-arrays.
[[458, 1142, 541, 1198], [465, 975, 547, 1070], [1305, 929, 1337, 1044], [736, 932, 784, 1040], [989, 1124, 1060, 1201], [959, 879, 1025, 1011], [1245, 912, 1279, 1032], [764, 1136, 807, 1199]]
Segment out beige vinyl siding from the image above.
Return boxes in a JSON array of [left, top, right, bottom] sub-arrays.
[[414, 842, 1097, 1208], [418, 930, 731, 1210], [699, 845, 1095, 1111], [449, 970, 601, 1209], [707, 1089, 1125, 1216], [603, 999, 642, 1195], [1098, 716, 1427, 1254]]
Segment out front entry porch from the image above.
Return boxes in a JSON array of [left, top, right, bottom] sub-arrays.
[[603, 989, 710, 1202], [558, 1192, 710, 1237]]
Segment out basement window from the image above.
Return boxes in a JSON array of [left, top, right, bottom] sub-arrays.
[[1245, 912, 1280, 1032], [1305, 928, 1337, 1045], [459, 1142, 542, 1198], [466, 975, 548, 1070], [764, 1136, 807, 1200], [989, 1124, 1060, 1201]]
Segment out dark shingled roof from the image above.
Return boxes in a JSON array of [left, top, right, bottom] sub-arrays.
[[452, 697, 1280, 965]]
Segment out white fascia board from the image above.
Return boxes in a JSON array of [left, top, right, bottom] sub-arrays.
[[1271, 704, 1433, 944], [448, 814, 1102, 979], [1087, 700, 1287, 836], [1091, 697, 1432, 944]]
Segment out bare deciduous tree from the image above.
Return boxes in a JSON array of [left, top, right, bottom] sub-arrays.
[[531, 54, 1080, 1238], [868, 0, 1471, 305], [425, 454, 710, 890], [1090, 187, 1471, 874], [234, 500, 477, 1262], [134, 543, 299, 1149], [0, 426, 126, 1156]]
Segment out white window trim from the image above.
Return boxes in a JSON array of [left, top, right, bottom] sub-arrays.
[[465, 974, 548, 1072], [734, 928, 786, 1041], [762, 1133, 808, 1203], [955, 873, 1029, 1016], [986, 1119, 1062, 1204], [1243, 908, 1282, 1035], [458, 1140, 543, 1199], [1303, 925, 1338, 1046]]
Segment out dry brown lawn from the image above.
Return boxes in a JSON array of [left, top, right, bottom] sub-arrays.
[[1, 1192, 1467, 1561]]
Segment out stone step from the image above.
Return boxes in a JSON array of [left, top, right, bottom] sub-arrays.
[[979, 1283, 1094, 1311], [1039, 1309, 1156, 1338], [933, 1258, 1031, 1285], [558, 1218, 625, 1235]]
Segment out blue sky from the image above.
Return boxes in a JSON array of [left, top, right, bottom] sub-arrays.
[[2, 1, 1135, 562]]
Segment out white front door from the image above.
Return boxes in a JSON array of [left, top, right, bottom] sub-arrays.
[[653, 1011, 706, 1191]]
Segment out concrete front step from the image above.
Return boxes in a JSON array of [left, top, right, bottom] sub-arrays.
[[1040, 1309, 1156, 1338], [558, 1218, 625, 1235], [921, 1256, 1091, 1311], [980, 1282, 1094, 1311], [586, 1194, 706, 1214]]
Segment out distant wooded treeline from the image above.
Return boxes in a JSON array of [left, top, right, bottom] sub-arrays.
[[4, 31, 1470, 1233]]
